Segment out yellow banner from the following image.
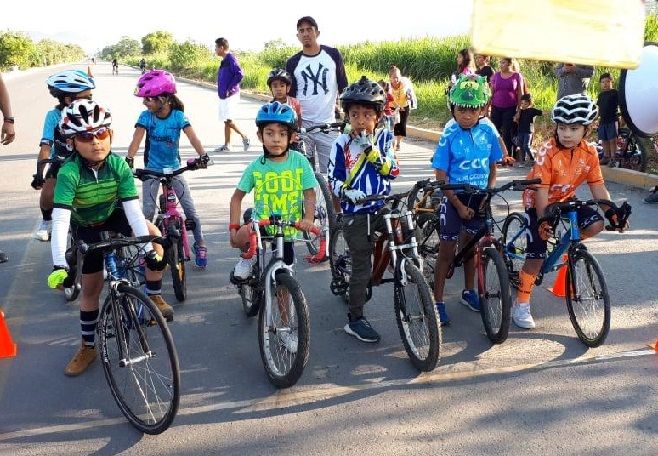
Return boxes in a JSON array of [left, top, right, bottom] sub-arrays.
[[471, 0, 646, 68]]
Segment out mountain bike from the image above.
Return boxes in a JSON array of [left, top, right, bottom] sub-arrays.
[[501, 198, 631, 347], [329, 191, 441, 371], [296, 122, 344, 261], [611, 127, 648, 172], [134, 157, 210, 301], [231, 215, 319, 388], [413, 179, 540, 344], [74, 233, 180, 434]]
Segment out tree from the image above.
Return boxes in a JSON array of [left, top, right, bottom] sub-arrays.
[[169, 40, 211, 71], [142, 31, 174, 55], [0, 32, 37, 68]]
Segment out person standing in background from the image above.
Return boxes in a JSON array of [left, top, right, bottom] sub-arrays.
[[475, 54, 494, 84], [596, 72, 619, 166], [491, 57, 524, 156], [0, 73, 15, 263], [215, 37, 250, 153], [555, 63, 594, 100], [389, 65, 417, 152]]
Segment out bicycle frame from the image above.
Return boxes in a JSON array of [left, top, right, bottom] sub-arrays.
[[540, 210, 579, 276], [157, 178, 191, 260]]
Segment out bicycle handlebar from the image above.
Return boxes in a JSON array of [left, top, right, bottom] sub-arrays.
[[134, 157, 211, 181], [419, 178, 541, 194], [241, 219, 321, 260], [299, 122, 344, 135], [355, 190, 410, 204], [78, 235, 167, 255]]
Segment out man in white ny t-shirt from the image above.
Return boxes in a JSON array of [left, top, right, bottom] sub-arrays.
[[285, 16, 348, 174]]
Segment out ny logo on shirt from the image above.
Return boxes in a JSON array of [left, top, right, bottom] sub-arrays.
[[300, 64, 329, 96]]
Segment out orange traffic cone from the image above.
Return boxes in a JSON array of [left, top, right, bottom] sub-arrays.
[[653, 338, 658, 353], [0, 308, 17, 358], [548, 264, 568, 297]]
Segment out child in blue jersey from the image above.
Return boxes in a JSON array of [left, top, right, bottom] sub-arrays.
[[229, 101, 317, 280], [431, 75, 502, 325], [328, 76, 399, 343], [31, 70, 95, 242], [127, 70, 210, 269]]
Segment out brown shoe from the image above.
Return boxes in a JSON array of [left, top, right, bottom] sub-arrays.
[[149, 294, 174, 322], [64, 342, 97, 377]]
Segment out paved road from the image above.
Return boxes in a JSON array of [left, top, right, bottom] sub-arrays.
[[0, 63, 656, 455]]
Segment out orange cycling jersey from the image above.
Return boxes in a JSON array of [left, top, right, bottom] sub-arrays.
[[523, 138, 604, 209]]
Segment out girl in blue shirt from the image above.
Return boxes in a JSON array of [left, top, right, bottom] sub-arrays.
[[127, 70, 210, 269]]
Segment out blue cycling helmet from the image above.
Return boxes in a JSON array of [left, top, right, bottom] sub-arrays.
[[255, 101, 297, 129], [47, 70, 95, 98]]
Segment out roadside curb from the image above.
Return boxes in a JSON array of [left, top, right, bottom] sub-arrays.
[[175, 74, 657, 191]]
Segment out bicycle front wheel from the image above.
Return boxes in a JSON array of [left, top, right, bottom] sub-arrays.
[[501, 212, 528, 289], [565, 250, 610, 347], [394, 262, 441, 371], [98, 285, 180, 434], [479, 247, 512, 344], [258, 271, 310, 388], [167, 234, 186, 302], [303, 173, 335, 256], [415, 212, 440, 289]]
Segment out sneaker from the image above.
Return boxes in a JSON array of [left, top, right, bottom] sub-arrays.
[[242, 136, 250, 152], [214, 145, 230, 152], [344, 314, 380, 343], [512, 302, 536, 329], [644, 186, 658, 204], [0, 250, 7, 263], [34, 220, 52, 242], [64, 342, 97, 376], [436, 302, 451, 327], [279, 331, 298, 353], [149, 294, 174, 322], [233, 256, 256, 280], [461, 289, 481, 312], [193, 243, 208, 269]]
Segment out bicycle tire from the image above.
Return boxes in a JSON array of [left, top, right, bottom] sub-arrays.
[[394, 262, 441, 371], [303, 173, 335, 256], [98, 284, 180, 434], [329, 227, 350, 302], [479, 247, 512, 344], [565, 249, 610, 347], [415, 212, 440, 289], [258, 271, 310, 388], [627, 135, 649, 173], [501, 212, 528, 288], [168, 234, 186, 302]]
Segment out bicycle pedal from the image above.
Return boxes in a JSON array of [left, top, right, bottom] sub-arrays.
[[330, 277, 348, 295]]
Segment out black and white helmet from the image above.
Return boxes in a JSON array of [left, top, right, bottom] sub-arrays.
[[59, 100, 112, 137], [552, 94, 598, 125], [340, 76, 385, 112]]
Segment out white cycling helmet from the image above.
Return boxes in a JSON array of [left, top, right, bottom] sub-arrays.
[[46, 70, 95, 97], [59, 99, 112, 138], [552, 94, 598, 125]]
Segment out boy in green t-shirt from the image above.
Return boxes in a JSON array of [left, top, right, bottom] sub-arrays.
[[229, 101, 317, 279]]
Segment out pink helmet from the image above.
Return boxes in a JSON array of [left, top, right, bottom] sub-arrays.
[[135, 69, 176, 97]]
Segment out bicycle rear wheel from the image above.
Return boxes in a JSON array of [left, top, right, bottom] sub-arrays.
[[479, 247, 512, 344], [501, 212, 528, 289], [303, 173, 335, 256], [415, 212, 440, 289], [329, 227, 351, 302], [98, 284, 180, 434], [625, 135, 648, 173], [565, 249, 610, 347], [258, 271, 310, 388], [394, 262, 441, 371]]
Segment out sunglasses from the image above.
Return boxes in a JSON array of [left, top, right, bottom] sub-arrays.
[[74, 127, 111, 143]]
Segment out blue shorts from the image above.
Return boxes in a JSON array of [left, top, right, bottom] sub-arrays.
[[598, 121, 618, 141], [438, 196, 485, 241]]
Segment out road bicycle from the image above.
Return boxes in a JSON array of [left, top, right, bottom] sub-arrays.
[[73, 233, 180, 434], [329, 191, 441, 372], [231, 214, 319, 388], [134, 157, 209, 301], [413, 179, 540, 344], [501, 198, 631, 347], [296, 122, 344, 261]]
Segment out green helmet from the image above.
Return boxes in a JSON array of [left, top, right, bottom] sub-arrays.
[[449, 74, 490, 108]]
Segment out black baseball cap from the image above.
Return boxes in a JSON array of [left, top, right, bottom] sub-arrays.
[[297, 16, 318, 29]]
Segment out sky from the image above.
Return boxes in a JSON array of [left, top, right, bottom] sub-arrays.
[[1, 0, 473, 54]]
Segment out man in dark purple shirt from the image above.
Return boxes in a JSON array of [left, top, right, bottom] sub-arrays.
[[215, 37, 249, 152]]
